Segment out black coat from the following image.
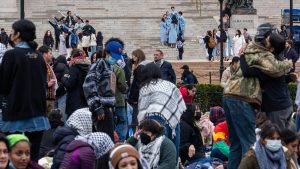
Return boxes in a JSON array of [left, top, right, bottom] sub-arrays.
[[61, 62, 89, 116], [0, 47, 47, 121], [0, 32, 8, 47], [51, 126, 79, 169], [53, 56, 69, 97], [159, 61, 176, 84], [128, 64, 144, 103], [180, 105, 205, 164], [43, 35, 54, 47]]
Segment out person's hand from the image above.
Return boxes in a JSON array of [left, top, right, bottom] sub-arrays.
[[290, 72, 299, 82], [48, 79, 56, 87], [133, 127, 141, 139], [288, 60, 293, 68], [188, 144, 196, 158], [239, 43, 248, 55]]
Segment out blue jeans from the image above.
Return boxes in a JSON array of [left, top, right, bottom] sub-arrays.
[[55, 94, 67, 122], [147, 114, 180, 161], [115, 107, 128, 142], [223, 96, 256, 169]]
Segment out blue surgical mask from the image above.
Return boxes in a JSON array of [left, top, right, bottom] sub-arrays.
[[265, 139, 282, 152], [107, 56, 117, 65]]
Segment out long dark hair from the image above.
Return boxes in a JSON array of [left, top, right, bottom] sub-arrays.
[[139, 119, 164, 136], [236, 29, 241, 37], [44, 30, 53, 38], [12, 19, 38, 50], [140, 62, 162, 88]]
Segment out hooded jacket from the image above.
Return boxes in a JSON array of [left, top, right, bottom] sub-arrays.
[[59, 140, 95, 169], [51, 126, 79, 169], [61, 57, 90, 115], [53, 56, 69, 97], [180, 104, 205, 164], [223, 42, 291, 106]]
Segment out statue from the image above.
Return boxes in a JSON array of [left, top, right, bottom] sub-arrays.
[[226, 0, 253, 9]]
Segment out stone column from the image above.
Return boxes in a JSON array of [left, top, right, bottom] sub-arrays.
[[0, 0, 17, 13]]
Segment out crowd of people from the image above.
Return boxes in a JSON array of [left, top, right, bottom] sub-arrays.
[[1, 5, 300, 169], [159, 6, 186, 60]]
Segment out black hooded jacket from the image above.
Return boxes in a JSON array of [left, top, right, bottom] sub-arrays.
[[53, 56, 69, 97], [180, 104, 205, 164], [61, 59, 90, 116]]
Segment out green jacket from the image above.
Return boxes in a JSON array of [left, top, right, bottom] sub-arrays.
[[112, 64, 128, 107], [224, 42, 291, 106]]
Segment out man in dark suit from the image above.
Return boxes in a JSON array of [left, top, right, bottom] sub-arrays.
[[153, 49, 176, 84]]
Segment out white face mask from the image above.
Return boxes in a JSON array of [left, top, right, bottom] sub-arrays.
[[265, 139, 282, 152]]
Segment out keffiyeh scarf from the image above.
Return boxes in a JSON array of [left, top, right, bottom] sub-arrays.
[[76, 132, 114, 159], [66, 108, 93, 136]]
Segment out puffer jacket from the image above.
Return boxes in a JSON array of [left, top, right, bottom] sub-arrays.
[[223, 42, 291, 106], [51, 126, 79, 169], [59, 140, 95, 169]]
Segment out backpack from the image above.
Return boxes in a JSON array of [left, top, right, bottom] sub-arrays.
[[191, 73, 198, 84], [208, 36, 216, 48], [83, 59, 116, 107]]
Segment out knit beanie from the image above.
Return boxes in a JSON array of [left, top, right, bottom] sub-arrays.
[[109, 144, 140, 168], [7, 134, 29, 148]]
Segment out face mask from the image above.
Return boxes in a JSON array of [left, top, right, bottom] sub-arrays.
[[8, 34, 15, 48], [265, 139, 282, 152], [140, 132, 151, 145], [194, 112, 202, 121], [107, 56, 117, 65]]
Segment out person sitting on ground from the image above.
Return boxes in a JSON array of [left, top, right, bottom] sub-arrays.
[[127, 119, 177, 169], [109, 144, 150, 169], [7, 134, 44, 169], [180, 64, 197, 84], [59, 132, 114, 169], [238, 124, 295, 169], [0, 134, 11, 169], [51, 108, 92, 169], [179, 84, 197, 104], [209, 106, 226, 126], [39, 109, 64, 159], [281, 128, 299, 169], [180, 104, 206, 165], [211, 120, 230, 162]]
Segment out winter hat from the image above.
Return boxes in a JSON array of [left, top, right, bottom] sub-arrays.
[[106, 41, 123, 60], [109, 144, 140, 168], [66, 108, 93, 136], [7, 134, 29, 148], [76, 132, 114, 159]]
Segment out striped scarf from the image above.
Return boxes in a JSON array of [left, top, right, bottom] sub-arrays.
[[46, 63, 57, 99]]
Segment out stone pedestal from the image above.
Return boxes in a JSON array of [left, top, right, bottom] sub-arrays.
[[230, 15, 258, 29], [233, 8, 257, 15], [0, 0, 17, 12]]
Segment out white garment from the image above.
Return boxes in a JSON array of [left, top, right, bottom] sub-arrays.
[[90, 34, 97, 46], [233, 35, 246, 57], [82, 35, 90, 47]]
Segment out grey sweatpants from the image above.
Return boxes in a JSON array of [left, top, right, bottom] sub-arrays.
[[267, 106, 293, 129]]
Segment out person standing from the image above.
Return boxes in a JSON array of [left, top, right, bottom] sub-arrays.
[[233, 29, 246, 57], [280, 25, 288, 40], [61, 49, 90, 118], [0, 19, 50, 162], [43, 30, 54, 48], [180, 65, 196, 84], [284, 40, 299, 72], [65, 11, 76, 27], [38, 46, 57, 116], [59, 31, 67, 56], [243, 28, 252, 44], [153, 49, 176, 84], [128, 49, 150, 126], [223, 23, 292, 169], [178, 11, 186, 38], [204, 30, 216, 61], [0, 40, 6, 64], [96, 31, 103, 52], [168, 16, 178, 48], [220, 57, 240, 88], [0, 28, 8, 48], [160, 17, 168, 46]]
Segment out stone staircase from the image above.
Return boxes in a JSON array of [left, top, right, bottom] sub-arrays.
[[0, 0, 221, 60]]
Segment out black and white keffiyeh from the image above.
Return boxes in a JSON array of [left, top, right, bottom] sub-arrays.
[[138, 79, 186, 131], [76, 132, 114, 159], [138, 135, 165, 169], [66, 108, 93, 136]]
